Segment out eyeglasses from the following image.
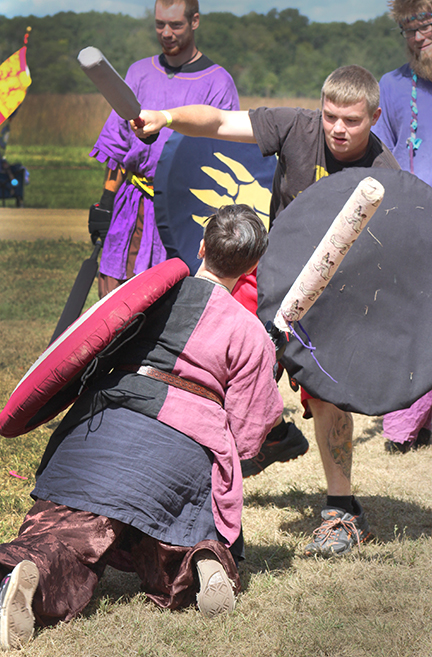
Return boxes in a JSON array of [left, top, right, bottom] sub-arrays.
[[400, 21, 432, 39]]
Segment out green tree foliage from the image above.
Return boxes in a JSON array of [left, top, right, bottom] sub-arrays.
[[0, 8, 406, 97]]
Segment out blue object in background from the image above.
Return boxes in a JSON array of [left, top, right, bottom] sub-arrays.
[[154, 134, 276, 274], [0, 161, 27, 206]]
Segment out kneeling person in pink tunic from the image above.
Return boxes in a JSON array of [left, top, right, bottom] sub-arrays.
[[0, 204, 283, 650]]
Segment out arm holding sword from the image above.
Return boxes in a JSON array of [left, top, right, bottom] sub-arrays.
[[129, 66, 402, 561]]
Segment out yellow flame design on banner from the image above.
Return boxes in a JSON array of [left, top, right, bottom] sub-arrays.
[[190, 152, 272, 231], [0, 30, 32, 126]]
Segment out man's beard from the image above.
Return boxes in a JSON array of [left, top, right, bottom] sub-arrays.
[[162, 43, 180, 57], [408, 44, 432, 80]]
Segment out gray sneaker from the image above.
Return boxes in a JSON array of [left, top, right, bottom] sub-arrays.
[[304, 501, 372, 557], [0, 561, 39, 650], [194, 550, 235, 618]]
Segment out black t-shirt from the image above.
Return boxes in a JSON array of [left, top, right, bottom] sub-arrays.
[[324, 133, 393, 174], [249, 106, 400, 225]]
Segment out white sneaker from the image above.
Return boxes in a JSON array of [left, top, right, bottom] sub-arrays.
[[0, 561, 39, 650], [194, 550, 235, 618]]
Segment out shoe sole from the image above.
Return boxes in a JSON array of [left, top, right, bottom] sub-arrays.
[[0, 561, 39, 650], [195, 553, 235, 618]]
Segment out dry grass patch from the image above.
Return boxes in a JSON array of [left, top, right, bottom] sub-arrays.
[[240, 96, 321, 111], [1, 242, 432, 656], [9, 95, 321, 149], [10, 95, 111, 147]]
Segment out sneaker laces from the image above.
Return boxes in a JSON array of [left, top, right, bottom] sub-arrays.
[[313, 515, 362, 551]]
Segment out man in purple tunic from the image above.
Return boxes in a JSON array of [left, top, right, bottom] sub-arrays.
[[373, 0, 432, 453], [91, 0, 239, 298]]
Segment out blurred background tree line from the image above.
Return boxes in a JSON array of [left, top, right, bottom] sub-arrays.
[[0, 8, 406, 98]]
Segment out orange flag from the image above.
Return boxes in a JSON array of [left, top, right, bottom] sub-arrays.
[[0, 28, 32, 126]]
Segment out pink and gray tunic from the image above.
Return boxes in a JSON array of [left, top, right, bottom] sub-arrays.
[[33, 277, 283, 547], [90, 54, 239, 280]]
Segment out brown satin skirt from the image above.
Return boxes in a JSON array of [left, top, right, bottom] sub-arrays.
[[0, 500, 240, 627]]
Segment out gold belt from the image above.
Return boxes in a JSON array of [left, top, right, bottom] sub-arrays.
[[125, 171, 154, 197]]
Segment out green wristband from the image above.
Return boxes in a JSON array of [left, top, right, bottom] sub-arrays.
[[160, 110, 173, 128]]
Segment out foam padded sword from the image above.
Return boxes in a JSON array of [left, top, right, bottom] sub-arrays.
[[77, 46, 158, 144], [274, 176, 385, 330]]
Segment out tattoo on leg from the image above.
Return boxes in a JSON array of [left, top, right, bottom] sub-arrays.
[[328, 411, 353, 480]]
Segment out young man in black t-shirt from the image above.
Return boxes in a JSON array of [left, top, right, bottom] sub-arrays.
[[133, 65, 400, 558]]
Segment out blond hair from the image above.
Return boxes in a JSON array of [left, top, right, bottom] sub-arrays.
[[388, 0, 432, 24], [321, 65, 380, 117]]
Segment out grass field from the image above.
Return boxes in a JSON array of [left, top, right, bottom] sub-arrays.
[[1, 102, 432, 654], [3, 146, 105, 209], [1, 240, 432, 656]]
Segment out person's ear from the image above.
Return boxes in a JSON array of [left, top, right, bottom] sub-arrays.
[[197, 239, 205, 259], [371, 107, 382, 126], [191, 12, 199, 31]]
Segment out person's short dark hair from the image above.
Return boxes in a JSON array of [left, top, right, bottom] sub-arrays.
[[203, 204, 268, 279], [321, 65, 380, 117], [155, 0, 199, 23]]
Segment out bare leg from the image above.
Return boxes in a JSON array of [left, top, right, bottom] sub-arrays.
[[307, 398, 353, 496], [303, 400, 372, 555]]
